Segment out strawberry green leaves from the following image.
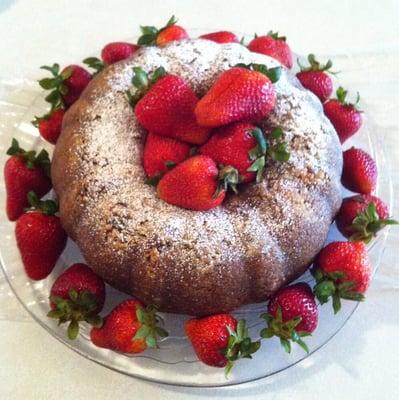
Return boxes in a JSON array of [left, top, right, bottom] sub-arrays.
[[235, 62, 282, 83], [83, 57, 105, 74], [126, 66, 167, 107], [223, 320, 261, 377], [267, 31, 286, 41], [247, 127, 267, 183], [38, 63, 71, 110], [48, 289, 103, 340], [297, 54, 336, 73], [137, 15, 178, 46], [335, 86, 362, 111], [260, 307, 310, 354], [7, 138, 51, 175], [312, 268, 365, 314], [268, 128, 290, 162], [24, 191, 58, 216], [133, 304, 168, 348], [348, 202, 398, 243], [247, 127, 290, 183]]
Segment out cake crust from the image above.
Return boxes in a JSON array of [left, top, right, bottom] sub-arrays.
[[52, 39, 342, 316]]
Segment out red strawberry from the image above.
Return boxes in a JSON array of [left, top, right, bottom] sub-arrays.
[[199, 31, 239, 44], [200, 122, 261, 183], [33, 108, 65, 144], [4, 139, 52, 221], [323, 87, 362, 143], [90, 299, 168, 353], [143, 132, 190, 178], [48, 263, 106, 340], [84, 42, 141, 74], [342, 147, 377, 194], [15, 192, 67, 280], [195, 64, 280, 128], [157, 25, 189, 46], [157, 155, 240, 211], [39, 63, 91, 109], [296, 54, 334, 102], [313, 241, 371, 313], [336, 194, 397, 242], [102, 42, 140, 64], [261, 283, 317, 353], [130, 67, 210, 144], [200, 124, 290, 184], [185, 315, 260, 375], [137, 16, 189, 47], [248, 32, 293, 68]]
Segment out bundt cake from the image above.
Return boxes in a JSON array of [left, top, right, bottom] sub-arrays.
[[51, 39, 343, 316]]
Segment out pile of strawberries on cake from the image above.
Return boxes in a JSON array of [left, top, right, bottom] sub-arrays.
[[129, 60, 289, 211], [3, 16, 398, 376]]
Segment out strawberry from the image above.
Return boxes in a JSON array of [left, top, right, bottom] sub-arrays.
[[32, 108, 65, 144], [248, 32, 293, 68], [185, 315, 260, 375], [101, 42, 139, 64], [342, 147, 377, 194], [200, 124, 290, 184], [296, 54, 335, 102], [39, 63, 91, 109], [4, 139, 52, 221], [15, 192, 67, 280], [199, 31, 239, 44], [48, 263, 106, 340], [195, 63, 281, 128], [312, 241, 371, 313], [157, 155, 239, 211], [260, 283, 318, 353], [129, 67, 210, 144], [137, 16, 189, 47], [323, 87, 362, 143], [143, 132, 190, 179], [90, 299, 168, 353], [336, 194, 397, 242], [83, 42, 140, 74]]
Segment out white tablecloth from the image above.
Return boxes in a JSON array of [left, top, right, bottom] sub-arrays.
[[0, 1, 398, 399]]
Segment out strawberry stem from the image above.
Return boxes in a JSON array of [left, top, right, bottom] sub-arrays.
[[48, 289, 103, 341], [223, 319, 261, 377], [6, 138, 51, 176], [297, 54, 336, 74], [133, 304, 168, 348], [234, 63, 282, 83], [25, 191, 58, 215], [137, 15, 178, 46], [39, 63, 72, 110], [83, 57, 105, 74], [126, 66, 166, 107], [335, 86, 362, 111], [311, 267, 365, 314], [267, 31, 286, 41], [260, 306, 310, 354], [214, 165, 241, 198], [348, 202, 398, 243]]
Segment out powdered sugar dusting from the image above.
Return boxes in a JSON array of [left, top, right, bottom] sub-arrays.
[[52, 39, 342, 315]]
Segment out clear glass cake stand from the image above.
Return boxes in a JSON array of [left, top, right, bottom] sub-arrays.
[[0, 34, 394, 386]]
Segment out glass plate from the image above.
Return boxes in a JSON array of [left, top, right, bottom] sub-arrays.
[[0, 36, 394, 386]]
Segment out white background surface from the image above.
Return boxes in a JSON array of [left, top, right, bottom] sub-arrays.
[[1, 1, 399, 399]]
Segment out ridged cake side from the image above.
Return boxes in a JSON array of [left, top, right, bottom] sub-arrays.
[[52, 39, 342, 316]]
